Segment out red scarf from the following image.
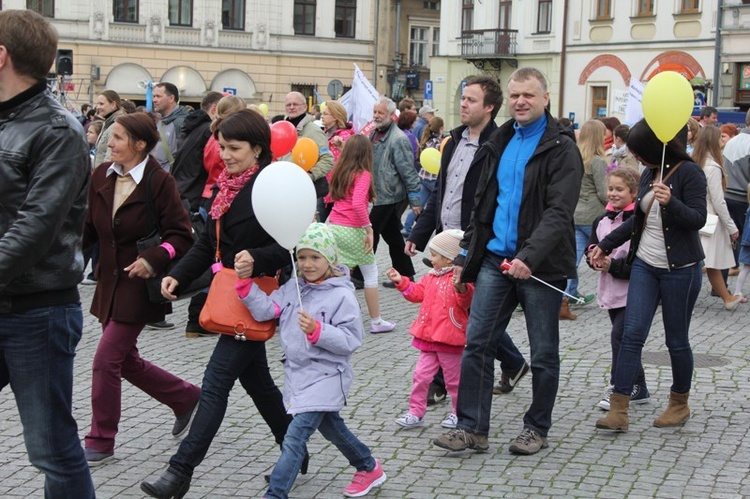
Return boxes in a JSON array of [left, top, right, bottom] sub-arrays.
[[209, 165, 259, 219]]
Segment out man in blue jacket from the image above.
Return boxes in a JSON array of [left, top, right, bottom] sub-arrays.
[[434, 67, 583, 456], [0, 10, 95, 497], [406, 75, 530, 402]]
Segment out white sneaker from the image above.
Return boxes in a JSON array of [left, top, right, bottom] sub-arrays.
[[597, 385, 614, 411], [441, 413, 458, 429], [395, 413, 424, 429], [370, 319, 396, 334]]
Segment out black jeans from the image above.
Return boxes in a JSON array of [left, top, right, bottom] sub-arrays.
[[368, 201, 415, 278]]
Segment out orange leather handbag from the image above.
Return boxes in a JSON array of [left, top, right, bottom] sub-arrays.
[[198, 220, 279, 341]]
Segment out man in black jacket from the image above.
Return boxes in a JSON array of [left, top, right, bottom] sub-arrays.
[[0, 10, 95, 497], [434, 68, 583, 456], [172, 91, 222, 217], [406, 75, 530, 402]]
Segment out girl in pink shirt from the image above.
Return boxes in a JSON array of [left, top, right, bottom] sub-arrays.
[[328, 135, 396, 333]]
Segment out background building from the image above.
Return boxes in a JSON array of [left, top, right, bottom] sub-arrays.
[[11, 0, 374, 117]]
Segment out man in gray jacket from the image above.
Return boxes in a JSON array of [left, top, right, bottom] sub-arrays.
[[370, 97, 422, 286], [151, 81, 189, 172], [723, 109, 750, 253], [0, 9, 95, 497]]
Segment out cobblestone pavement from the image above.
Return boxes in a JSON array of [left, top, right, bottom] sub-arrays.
[[1, 244, 749, 498]]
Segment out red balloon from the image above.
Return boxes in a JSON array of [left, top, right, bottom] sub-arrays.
[[270, 121, 297, 159]]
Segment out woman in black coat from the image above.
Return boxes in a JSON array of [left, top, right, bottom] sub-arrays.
[[141, 110, 306, 497]]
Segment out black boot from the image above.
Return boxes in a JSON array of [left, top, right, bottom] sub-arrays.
[[140, 467, 190, 499]]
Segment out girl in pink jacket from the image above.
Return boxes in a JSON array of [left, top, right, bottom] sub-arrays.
[[386, 229, 474, 430], [584, 166, 650, 412]]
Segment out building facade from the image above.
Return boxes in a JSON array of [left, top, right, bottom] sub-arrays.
[[8, 0, 374, 117], [720, 0, 750, 113], [563, 0, 718, 126]]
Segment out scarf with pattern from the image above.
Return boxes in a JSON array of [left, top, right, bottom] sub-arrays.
[[209, 165, 259, 219]]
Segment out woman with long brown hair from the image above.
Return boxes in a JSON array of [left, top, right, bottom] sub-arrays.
[[693, 126, 742, 309]]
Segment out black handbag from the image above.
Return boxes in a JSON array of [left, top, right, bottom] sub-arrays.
[[137, 168, 211, 304]]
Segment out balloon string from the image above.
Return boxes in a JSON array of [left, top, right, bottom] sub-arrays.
[[657, 142, 666, 220], [289, 251, 310, 350]]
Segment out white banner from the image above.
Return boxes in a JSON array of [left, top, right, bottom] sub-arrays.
[[339, 63, 380, 133], [625, 78, 645, 126], [612, 89, 628, 116]]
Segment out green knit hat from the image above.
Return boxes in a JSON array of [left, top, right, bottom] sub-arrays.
[[296, 223, 339, 266]]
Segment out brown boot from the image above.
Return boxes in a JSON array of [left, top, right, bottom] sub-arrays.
[[559, 298, 577, 320], [595, 393, 630, 431], [653, 391, 690, 427]]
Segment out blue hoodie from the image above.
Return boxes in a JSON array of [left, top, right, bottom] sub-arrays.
[[487, 115, 547, 257]]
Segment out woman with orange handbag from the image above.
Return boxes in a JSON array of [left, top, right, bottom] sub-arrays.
[[141, 109, 305, 498]]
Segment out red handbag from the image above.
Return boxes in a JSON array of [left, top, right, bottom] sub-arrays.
[[198, 220, 279, 341]]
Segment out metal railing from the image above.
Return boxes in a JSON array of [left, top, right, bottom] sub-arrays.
[[460, 28, 518, 58]]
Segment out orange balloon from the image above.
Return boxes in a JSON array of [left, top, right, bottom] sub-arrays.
[[291, 137, 319, 172], [439, 136, 450, 153]]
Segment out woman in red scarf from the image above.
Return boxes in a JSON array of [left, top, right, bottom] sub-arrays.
[[141, 110, 305, 497]]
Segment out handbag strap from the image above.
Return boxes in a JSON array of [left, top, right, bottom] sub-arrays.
[[142, 167, 162, 235], [214, 218, 222, 262]]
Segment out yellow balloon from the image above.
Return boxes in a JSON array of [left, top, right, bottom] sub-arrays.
[[439, 136, 450, 153], [258, 103, 269, 118], [420, 148, 441, 175], [641, 71, 694, 143], [319, 102, 326, 112]]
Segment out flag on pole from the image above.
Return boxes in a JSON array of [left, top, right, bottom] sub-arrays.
[[339, 64, 380, 133]]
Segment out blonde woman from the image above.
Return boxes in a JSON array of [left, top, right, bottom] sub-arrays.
[[693, 126, 742, 310], [563, 119, 609, 319]]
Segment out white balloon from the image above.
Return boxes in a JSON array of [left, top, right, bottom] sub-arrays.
[[252, 161, 317, 250]]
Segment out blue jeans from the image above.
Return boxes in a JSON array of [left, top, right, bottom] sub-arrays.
[[565, 225, 591, 297], [457, 252, 562, 437], [0, 304, 94, 499], [170, 335, 290, 478], [266, 411, 375, 499], [614, 258, 700, 396], [402, 178, 437, 235]]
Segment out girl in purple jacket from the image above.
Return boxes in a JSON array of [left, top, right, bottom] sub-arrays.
[[585, 166, 650, 412]]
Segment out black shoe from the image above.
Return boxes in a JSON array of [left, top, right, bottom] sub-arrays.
[[145, 320, 175, 330], [493, 361, 531, 394], [426, 382, 447, 406], [141, 468, 190, 499], [172, 394, 200, 437], [350, 276, 364, 290], [422, 257, 433, 268]]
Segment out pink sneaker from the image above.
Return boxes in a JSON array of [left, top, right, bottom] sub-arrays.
[[343, 459, 386, 497]]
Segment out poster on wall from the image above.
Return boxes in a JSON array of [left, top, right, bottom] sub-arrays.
[[625, 78, 645, 126], [741, 64, 750, 90]]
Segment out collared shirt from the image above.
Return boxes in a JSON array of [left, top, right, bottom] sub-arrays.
[[441, 128, 478, 230], [106, 157, 148, 218]]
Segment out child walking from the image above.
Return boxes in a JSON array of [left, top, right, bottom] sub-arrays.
[[584, 167, 651, 410], [236, 223, 386, 499], [386, 230, 474, 429], [327, 134, 396, 333]]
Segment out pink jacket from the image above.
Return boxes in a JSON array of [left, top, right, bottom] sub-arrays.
[[327, 170, 372, 228], [595, 205, 632, 309], [395, 269, 474, 347]]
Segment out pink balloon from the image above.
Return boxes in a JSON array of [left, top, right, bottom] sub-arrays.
[[270, 121, 297, 159]]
